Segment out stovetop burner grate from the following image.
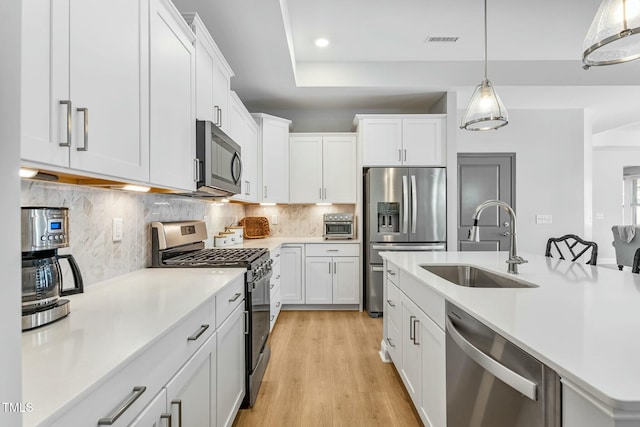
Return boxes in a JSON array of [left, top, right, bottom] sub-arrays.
[[164, 247, 268, 266]]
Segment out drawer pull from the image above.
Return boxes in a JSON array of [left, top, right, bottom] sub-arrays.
[[161, 413, 172, 427], [270, 284, 275, 289], [171, 399, 182, 427], [387, 270, 396, 276], [270, 315, 275, 321], [97, 386, 146, 425], [326, 249, 339, 252], [387, 299, 395, 307], [387, 337, 396, 348], [228, 292, 242, 302], [275, 253, 280, 257], [187, 324, 210, 341], [276, 274, 281, 279], [276, 302, 281, 307]]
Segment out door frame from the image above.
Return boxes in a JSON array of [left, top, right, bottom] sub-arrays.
[[457, 152, 516, 251]]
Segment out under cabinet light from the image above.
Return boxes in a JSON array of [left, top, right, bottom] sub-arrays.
[[316, 203, 332, 206], [121, 184, 151, 193], [260, 203, 276, 206], [19, 168, 39, 178]]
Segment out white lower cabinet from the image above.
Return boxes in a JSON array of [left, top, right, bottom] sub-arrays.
[[280, 244, 304, 304], [384, 260, 446, 427], [304, 244, 359, 305], [270, 247, 282, 330], [216, 304, 246, 427]]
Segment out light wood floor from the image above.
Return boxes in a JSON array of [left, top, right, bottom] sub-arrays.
[[233, 310, 422, 427]]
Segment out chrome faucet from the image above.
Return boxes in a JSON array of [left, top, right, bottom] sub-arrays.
[[468, 200, 528, 274]]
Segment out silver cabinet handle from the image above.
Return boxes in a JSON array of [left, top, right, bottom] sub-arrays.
[[97, 386, 146, 425], [446, 316, 538, 401], [404, 149, 407, 161], [270, 315, 275, 321], [329, 262, 331, 274], [171, 399, 182, 427], [398, 149, 402, 161], [247, 181, 251, 195], [387, 299, 395, 307], [244, 311, 249, 335], [412, 318, 420, 345], [270, 283, 275, 289], [194, 158, 200, 182], [264, 185, 268, 199], [323, 187, 327, 200], [228, 292, 241, 302], [334, 262, 336, 273], [387, 337, 395, 348], [402, 175, 409, 234], [59, 100, 72, 147], [386, 270, 396, 276], [187, 324, 209, 341], [160, 413, 172, 427], [276, 274, 281, 279], [276, 301, 281, 307], [214, 106, 220, 126], [319, 188, 322, 199], [409, 315, 416, 342], [411, 175, 417, 234], [245, 180, 250, 195], [76, 107, 88, 151], [275, 253, 280, 258], [218, 108, 223, 128]]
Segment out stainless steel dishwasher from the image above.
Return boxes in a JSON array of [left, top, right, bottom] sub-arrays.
[[446, 302, 561, 427]]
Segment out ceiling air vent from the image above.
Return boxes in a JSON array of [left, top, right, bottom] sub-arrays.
[[425, 36, 459, 43]]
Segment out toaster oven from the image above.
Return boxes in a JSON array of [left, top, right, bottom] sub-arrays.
[[323, 213, 355, 240]]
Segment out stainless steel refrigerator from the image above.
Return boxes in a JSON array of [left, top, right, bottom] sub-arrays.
[[364, 167, 446, 317]]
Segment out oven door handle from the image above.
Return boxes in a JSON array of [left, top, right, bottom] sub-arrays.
[[446, 316, 538, 401]]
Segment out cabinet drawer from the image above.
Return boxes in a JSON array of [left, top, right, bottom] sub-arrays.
[[386, 281, 401, 329], [386, 263, 400, 285], [399, 270, 445, 330], [386, 318, 401, 363], [216, 275, 245, 328], [270, 287, 282, 330], [306, 243, 359, 257], [51, 298, 215, 427]]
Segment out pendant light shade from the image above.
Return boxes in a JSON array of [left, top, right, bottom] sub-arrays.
[[583, 0, 640, 68], [460, 0, 508, 131]]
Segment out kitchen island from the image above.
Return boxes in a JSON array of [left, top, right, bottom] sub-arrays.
[[381, 250, 640, 427]]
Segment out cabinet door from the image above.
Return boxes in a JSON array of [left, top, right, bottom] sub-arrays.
[[361, 119, 402, 166], [243, 122, 259, 202], [305, 257, 333, 304], [217, 304, 246, 427], [261, 119, 290, 203], [290, 136, 323, 204], [68, 0, 149, 181], [402, 118, 444, 166], [165, 333, 216, 427], [419, 311, 446, 427], [322, 135, 357, 203], [193, 30, 215, 122], [281, 245, 304, 304], [129, 389, 168, 427], [332, 256, 359, 304], [400, 295, 422, 407], [149, 0, 196, 190], [212, 59, 230, 132], [21, 0, 70, 167]]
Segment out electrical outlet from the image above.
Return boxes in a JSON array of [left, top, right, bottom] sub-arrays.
[[271, 215, 278, 225], [535, 214, 552, 225], [112, 218, 123, 242]]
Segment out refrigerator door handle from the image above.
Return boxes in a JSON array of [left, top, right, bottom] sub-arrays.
[[411, 175, 417, 234], [402, 175, 409, 234]]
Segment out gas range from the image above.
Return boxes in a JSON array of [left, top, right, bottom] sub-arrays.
[[150, 221, 271, 282]]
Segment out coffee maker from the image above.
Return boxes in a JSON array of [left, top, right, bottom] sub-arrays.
[[21, 207, 84, 331]]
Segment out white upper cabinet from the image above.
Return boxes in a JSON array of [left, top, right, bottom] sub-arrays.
[[289, 133, 357, 204], [148, 0, 196, 191], [253, 113, 291, 204], [229, 91, 259, 203], [183, 13, 233, 133], [357, 115, 446, 167], [21, 0, 150, 182]]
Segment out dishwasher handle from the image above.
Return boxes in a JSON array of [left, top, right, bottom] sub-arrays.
[[446, 316, 538, 401]]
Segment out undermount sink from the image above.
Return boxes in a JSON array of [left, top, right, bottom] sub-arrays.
[[420, 265, 538, 289]]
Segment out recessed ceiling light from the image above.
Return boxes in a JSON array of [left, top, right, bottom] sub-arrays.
[[315, 38, 330, 48]]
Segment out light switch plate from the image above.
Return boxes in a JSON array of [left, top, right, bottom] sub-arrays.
[[112, 218, 123, 241], [536, 214, 552, 224], [270, 215, 278, 225]]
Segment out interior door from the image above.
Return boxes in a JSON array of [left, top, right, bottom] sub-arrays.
[[457, 154, 515, 251]]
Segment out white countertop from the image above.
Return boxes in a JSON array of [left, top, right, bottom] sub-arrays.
[[21, 267, 245, 426], [381, 250, 640, 411], [230, 236, 361, 251]]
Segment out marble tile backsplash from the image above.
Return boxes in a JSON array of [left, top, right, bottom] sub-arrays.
[[21, 180, 245, 286], [245, 204, 355, 237]]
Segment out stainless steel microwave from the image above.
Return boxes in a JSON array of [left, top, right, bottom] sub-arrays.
[[195, 120, 242, 197]]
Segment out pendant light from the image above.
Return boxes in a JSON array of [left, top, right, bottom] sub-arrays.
[[460, 0, 508, 131], [583, 0, 640, 68]]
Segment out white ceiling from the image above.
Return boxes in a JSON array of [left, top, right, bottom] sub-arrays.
[[172, 0, 640, 134]]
